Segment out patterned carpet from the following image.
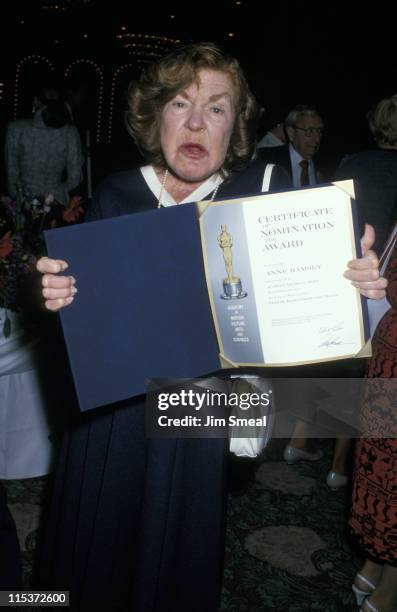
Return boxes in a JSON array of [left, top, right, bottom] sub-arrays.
[[2, 438, 361, 611], [222, 438, 361, 611]]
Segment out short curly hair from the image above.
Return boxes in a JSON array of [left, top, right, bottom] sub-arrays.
[[125, 42, 258, 174], [367, 95, 397, 147]]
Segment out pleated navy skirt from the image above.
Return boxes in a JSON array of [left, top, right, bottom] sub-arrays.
[[39, 397, 228, 611]]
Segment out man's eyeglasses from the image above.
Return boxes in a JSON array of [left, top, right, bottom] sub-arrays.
[[292, 126, 324, 137]]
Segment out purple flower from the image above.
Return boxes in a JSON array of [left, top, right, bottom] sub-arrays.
[[44, 193, 55, 205]]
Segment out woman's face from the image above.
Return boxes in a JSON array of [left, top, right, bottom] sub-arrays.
[[160, 68, 236, 183], [0, 230, 12, 259]]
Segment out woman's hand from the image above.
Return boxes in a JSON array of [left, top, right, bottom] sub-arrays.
[[36, 257, 77, 311], [344, 224, 388, 299]]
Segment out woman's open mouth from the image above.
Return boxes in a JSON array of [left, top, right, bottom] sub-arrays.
[[179, 143, 208, 159]]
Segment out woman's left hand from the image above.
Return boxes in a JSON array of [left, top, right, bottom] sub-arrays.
[[344, 224, 387, 299]]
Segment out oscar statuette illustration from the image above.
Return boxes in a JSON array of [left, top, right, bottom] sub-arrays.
[[218, 224, 247, 299]]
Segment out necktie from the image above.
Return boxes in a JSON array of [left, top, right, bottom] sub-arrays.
[[299, 159, 309, 186]]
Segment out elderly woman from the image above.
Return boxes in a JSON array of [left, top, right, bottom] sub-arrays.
[[37, 43, 386, 611]]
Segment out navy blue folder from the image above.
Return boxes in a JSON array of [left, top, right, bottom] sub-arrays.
[[45, 204, 221, 411]]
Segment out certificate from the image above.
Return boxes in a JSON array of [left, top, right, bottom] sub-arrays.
[[199, 180, 369, 366], [44, 180, 369, 412]]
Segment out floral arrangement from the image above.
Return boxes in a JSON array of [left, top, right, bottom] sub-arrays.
[[0, 204, 35, 336], [4, 190, 84, 255], [0, 191, 84, 336], [11, 190, 61, 255]]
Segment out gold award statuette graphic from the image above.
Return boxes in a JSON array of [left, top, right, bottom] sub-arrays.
[[217, 224, 247, 300]]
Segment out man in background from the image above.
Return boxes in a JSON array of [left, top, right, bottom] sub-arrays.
[[259, 104, 324, 187]]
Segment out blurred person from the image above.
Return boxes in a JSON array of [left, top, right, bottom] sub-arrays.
[[0, 198, 55, 481], [336, 94, 397, 255], [5, 85, 83, 207], [349, 220, 397, 612], [259, 104, 324, 187], [259, 104, 369, 489]]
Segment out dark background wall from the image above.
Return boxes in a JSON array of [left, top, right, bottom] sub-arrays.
[[1, 1, 396, 193]]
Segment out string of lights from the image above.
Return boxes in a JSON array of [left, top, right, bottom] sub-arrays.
[[13, 55, 55, 119], [65, 59, 104, 143]]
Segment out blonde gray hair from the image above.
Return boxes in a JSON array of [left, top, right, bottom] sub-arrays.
[[367, 95, 397, 147]]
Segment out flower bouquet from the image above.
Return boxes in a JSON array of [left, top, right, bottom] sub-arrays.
[[0, 191, 84, 336], [9, 190, 85, 257], [13, 190, 63, 256], [0, 199, 36, 336]]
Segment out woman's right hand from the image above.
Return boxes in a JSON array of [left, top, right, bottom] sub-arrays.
[[36, 257, 77, 311]]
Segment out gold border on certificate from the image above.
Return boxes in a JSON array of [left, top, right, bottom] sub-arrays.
[[198, 181, 368, 369]]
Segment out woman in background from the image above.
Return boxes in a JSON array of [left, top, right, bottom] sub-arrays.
[[5, 85, 83, 207], [336, 94, 397, 255], [350, 223, 397, 612]]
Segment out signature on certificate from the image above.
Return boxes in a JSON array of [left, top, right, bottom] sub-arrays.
[[316, 322, 353, 348], [318, 336, 343, 347]]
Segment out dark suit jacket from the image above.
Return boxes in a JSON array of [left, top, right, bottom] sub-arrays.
[[257, 146, 292, 181], [257, 146, 294, 184], [336, 149, 397, 254], [257, 145, 325, 186]]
